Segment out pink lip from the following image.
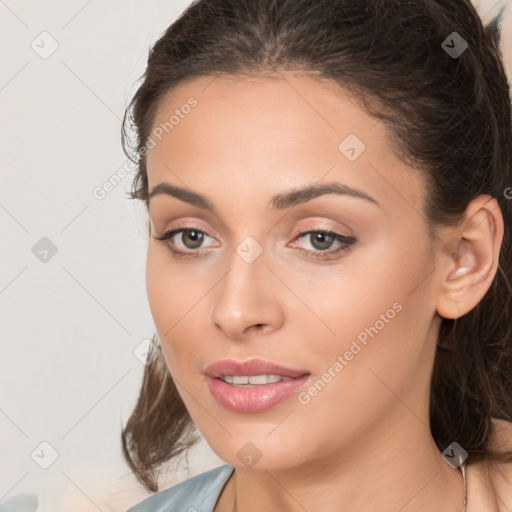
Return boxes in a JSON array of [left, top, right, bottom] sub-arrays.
[[204, 358, 309, 379], [204, 359, 311, 413]]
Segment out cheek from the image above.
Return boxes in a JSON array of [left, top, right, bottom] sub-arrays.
[[302, 231, 435, 391], [146, 245, 174, 330], [307, 231, 431, 346], [290, 258, 435, 458], [145, 245, 199, 368]]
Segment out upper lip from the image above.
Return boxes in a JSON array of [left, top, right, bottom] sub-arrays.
[[204, 359, 310, 379]]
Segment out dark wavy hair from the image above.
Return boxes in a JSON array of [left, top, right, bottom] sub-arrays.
[[120, 0, 512, 493]]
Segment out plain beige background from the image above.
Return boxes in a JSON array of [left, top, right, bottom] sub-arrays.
[[0, 0, 510, 510]]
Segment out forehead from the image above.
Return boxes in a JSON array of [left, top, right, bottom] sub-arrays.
[[146, 73, 426, 216], [150, 73, 378, 149]]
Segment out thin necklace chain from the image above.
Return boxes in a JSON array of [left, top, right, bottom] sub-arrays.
[[231, 462, 467, 511], [461, 462, 467, 512]]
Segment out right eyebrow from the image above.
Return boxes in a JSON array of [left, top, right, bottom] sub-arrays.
[[148, 183, 214, 210]]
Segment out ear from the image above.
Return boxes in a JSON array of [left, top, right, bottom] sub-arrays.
[[435, 194, 504, 320]]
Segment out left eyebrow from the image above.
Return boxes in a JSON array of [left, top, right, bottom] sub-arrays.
[[269, 182, 381, 209], [147, 181, 381, 211]]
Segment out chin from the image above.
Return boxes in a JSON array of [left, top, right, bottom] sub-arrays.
[[203, 431, 310, 472]]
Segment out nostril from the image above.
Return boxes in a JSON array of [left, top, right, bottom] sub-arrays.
[[246, 323, 265, 334], [244, 323, 269, 337]]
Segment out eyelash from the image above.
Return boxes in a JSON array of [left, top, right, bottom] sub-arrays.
[[154, 226, 356, 261]]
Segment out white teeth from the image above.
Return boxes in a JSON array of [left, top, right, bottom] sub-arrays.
[[249, 374, 275, 385], [220, 374, 286, 385]]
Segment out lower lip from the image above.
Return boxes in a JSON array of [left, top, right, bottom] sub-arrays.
[[206, 375, 311, 413]]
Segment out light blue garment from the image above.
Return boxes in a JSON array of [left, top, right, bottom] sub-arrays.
[[127, 464, 235, 512], [0, 493, 38, 512]]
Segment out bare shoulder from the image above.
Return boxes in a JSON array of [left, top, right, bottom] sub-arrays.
[[488, 417, 512, 512]]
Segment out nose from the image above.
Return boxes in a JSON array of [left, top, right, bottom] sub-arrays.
[[210, 249, 285, 341]]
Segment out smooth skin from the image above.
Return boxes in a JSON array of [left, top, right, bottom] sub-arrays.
[[144, 73, 511, 511]]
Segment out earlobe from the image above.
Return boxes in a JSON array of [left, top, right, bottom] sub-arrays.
[[435, 196, 504, 320]]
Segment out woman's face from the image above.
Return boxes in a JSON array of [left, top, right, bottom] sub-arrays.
[[145, 74, 446, 470]]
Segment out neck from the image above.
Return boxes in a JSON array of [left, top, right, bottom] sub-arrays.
[[229, 409, 465, 512]]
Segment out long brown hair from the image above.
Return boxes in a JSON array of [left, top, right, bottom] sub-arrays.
[[121, 0, 512, 492]]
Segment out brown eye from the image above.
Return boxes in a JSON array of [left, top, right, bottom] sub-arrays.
[[308, 232, 336, 251], [154, 227, 216, 259], [291, 230, 357, 260], [178, 229, 204, 249]]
